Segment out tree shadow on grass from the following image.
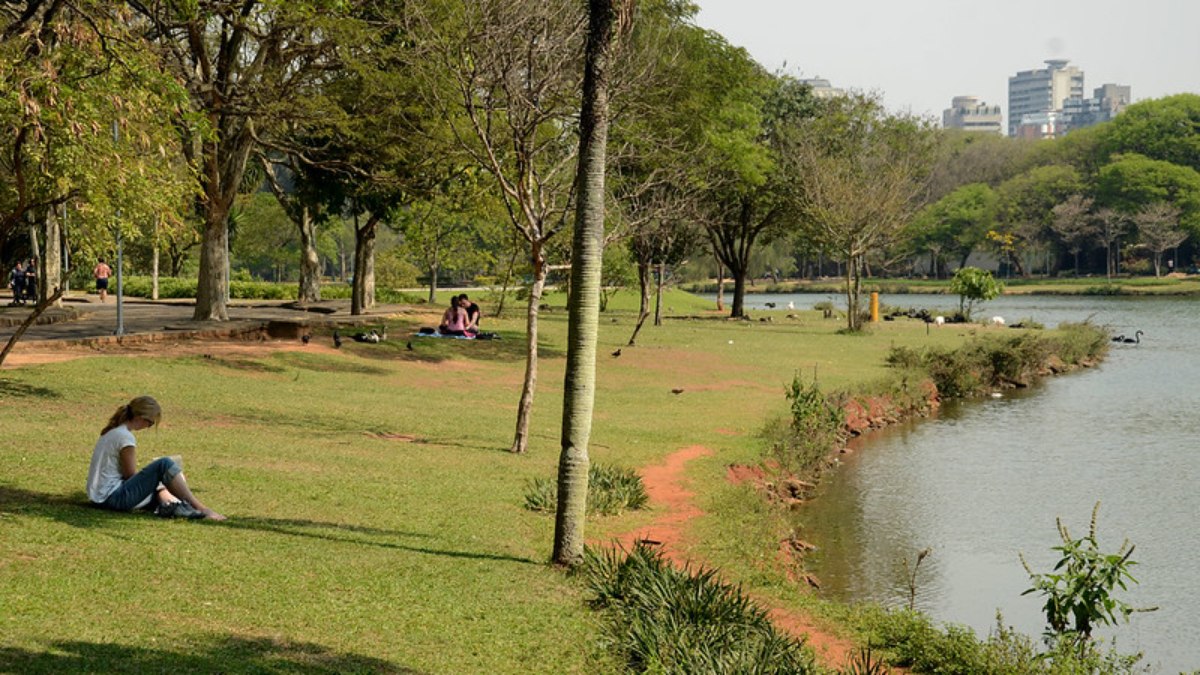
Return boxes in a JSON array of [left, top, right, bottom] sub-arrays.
[[0, 634, 421, 674], [0, 485, 119, 530], [0, 486, 538, 566], [0, 378, 61, 399], [219, 516, 539, 566]]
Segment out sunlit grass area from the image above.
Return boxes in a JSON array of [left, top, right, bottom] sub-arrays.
[[1, 293, 1008, 672]]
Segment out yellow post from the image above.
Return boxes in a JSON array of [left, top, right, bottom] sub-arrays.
[[870, 292, 880, 323]]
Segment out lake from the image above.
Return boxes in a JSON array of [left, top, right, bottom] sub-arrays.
[[707, 292, 1199, 672]]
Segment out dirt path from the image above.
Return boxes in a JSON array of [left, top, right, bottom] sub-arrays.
[[611, 444, 861, 671]]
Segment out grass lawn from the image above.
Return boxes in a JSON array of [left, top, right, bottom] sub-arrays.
[[1, 288, 989, 673]]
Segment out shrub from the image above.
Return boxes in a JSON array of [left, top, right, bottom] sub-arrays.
[[886, 323, 1108, 398], [949, 267, 1003, 320], [763, 375, 847, 478], [523, 463, 648, 516], [579, 543, 816, 674]]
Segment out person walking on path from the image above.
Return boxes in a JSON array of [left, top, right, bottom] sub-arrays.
[[23, 258, 37, 303], [9, 261, 26, 306], [93, 258, 112, 303], [86, 395, 226, 520]]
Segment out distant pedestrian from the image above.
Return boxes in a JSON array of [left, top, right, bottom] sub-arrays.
[[9, 261, 25, 306], [23, 258, 37, 303], [93, 258, 112, 303]]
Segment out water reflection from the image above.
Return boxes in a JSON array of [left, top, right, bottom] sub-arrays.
[[714, 294, 1199, 673]]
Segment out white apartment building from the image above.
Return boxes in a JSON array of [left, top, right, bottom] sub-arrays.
[[942, 96, 1003, 133], [1007, 59, 1084, 136]]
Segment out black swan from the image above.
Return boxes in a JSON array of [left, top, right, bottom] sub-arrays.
[[1122, 330, 1144, 344]]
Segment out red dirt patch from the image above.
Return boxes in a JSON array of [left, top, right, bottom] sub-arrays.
[[726, 463, 768, 487], [610, 445, 865, 671]]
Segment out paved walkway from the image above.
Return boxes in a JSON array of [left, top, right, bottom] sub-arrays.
[[0, 291, 415, 347]]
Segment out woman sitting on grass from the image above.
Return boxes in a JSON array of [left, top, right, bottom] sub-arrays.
[[438, 295, 470, 337], [86, 396, 226, 521]]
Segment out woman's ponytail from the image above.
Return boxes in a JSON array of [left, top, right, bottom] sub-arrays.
[[100, 396, 162, 435]]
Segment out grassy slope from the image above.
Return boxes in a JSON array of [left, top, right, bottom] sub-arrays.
[[1, 288, 985, 673]]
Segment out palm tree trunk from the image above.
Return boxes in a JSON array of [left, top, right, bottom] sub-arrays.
[[553, 0, 622, 566]]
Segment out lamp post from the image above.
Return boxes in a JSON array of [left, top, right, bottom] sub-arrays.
[[112, 120, 124, 336]]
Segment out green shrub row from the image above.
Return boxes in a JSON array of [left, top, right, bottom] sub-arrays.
[[579, 543, 817, 674], [886, 322, 1108, 398], [523, 463, 649, 517], [847, 607, 1145, 674]]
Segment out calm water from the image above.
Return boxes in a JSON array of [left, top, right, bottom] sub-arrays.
[[710, 293, 1199, 672]]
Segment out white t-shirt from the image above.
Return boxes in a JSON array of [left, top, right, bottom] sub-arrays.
[[86, 425, 136, 503]]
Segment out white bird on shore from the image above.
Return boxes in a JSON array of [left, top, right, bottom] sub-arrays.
[[990, 316, 1005, 326]]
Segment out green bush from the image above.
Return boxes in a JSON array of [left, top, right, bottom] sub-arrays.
[[523, 463, 648, 517], [763, 375, 847, 478], [886, 323, 1108, 398], [579, 543, 816, 674], [850, 606, 1147, 674]]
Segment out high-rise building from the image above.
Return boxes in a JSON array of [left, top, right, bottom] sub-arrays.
[[1007, 59, 1084, 136], [1063, 83, 1132, 130], [942, 96, 1003, 134]]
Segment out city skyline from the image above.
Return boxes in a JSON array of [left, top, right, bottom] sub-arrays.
[[693, 0, 1199, 128]]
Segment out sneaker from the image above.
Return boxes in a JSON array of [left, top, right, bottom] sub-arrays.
[[155, 500, 206, 519]]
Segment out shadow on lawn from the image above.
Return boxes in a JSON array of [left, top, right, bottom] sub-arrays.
[[221, 516, 538, 565], [0, 486, 117, 529], [0, 378, 61, 399], [0, 635, 421, 674], [0, 486, 537, 566]]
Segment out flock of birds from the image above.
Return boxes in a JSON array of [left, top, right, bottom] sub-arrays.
[[299, 327, 391, 349]]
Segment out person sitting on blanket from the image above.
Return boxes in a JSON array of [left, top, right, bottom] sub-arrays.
[[439, 295, 470, 336], [459, 294, 481, 335]]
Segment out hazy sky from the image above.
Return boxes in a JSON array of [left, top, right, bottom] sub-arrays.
[[693, 0, 1200, 127]]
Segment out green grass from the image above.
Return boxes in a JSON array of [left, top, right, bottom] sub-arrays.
[[0, 296, 1071, 672]]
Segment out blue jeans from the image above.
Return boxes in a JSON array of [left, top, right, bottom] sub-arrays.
[[101, 457, 182, 512]]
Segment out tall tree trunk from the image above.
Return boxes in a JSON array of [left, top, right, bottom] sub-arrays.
[[298, 206, 321, 303], [845, 254, 860, 331], [715, 258, 725, 311], [352, 214, 379, 315], [511, 244, 546, 454], [653, 261, 665, 326], [553, 0, 619, 567], [194, 205, 231, 320], [627, 259, 651, 346], [28, 219, 40, 264], [730, 264, 747, 318], [39, 208, 62, 308], [152, 235, 160, 301], [428, 263, 439, 304]]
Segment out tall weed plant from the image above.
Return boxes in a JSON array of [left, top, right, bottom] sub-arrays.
[[764, 375, 847, 478], [580, 543, 816, 674]]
